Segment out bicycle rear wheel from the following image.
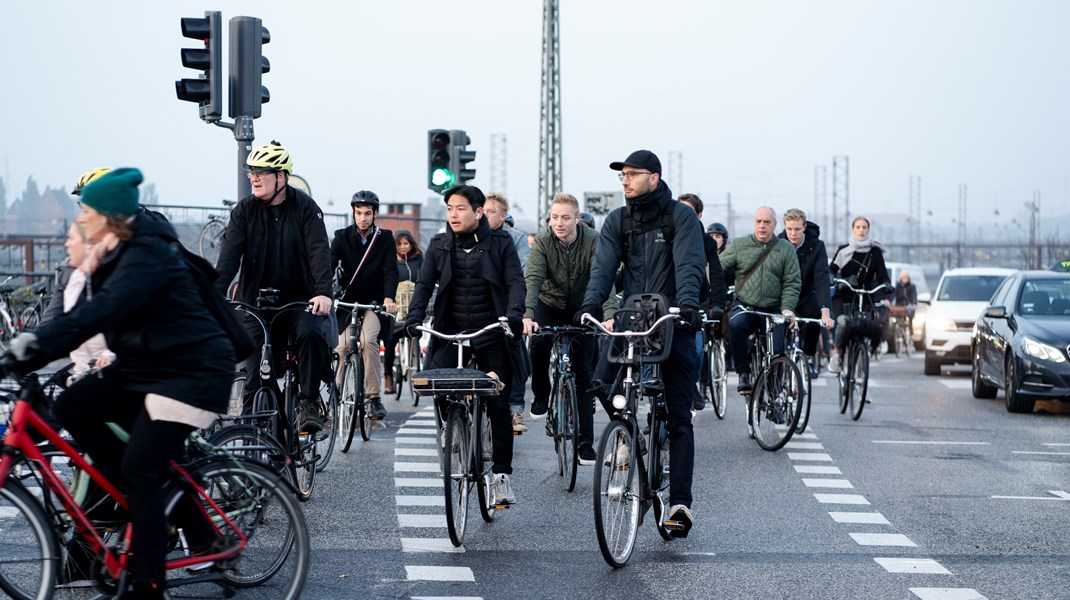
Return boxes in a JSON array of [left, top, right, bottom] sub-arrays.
[[164, 458, 309, 598], [284, 372, 316, 502], [847, 341, 869, 421], [0, 480, 58, 600], [443, 406, 469, 547], [751, 357, 804, 451], [315, 374, 339, 472], [392, 338, 405, 403], [650, 415, 672, 541], [408, 338, 423, 407], [340, 354, 362, 453], [593, 419, 640, 568], [198, 219, 227, 265], [207, 424, 288, 478], [793, 352, 812, 434], [476, 402, 497, 523], [558, 375, 579, 493], [708, 339, 727, 419]]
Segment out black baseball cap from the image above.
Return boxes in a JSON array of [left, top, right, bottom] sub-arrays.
[[609, 150, 661, 175]]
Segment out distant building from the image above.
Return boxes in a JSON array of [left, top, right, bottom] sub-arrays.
[[3, 186, 77, 236]]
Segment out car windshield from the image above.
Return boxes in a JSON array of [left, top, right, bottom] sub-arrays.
[[1018, 279, 1070, 316], [937, 275, 1007, 302]]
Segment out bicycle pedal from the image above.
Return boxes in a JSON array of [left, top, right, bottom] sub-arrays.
[[663, 519, 685, 529], [512, 431, 523, 436], [491, 503, 511, 510], [369, 416, 385, 421]]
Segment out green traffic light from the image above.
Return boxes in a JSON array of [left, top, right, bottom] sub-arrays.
[[432, 168, 453, 186]]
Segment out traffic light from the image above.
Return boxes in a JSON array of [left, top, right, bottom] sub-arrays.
[[427, 129, 452, 194], [175, 11, 222, 121], [449, 130, 477, 184], [229, 16, 270, 118]]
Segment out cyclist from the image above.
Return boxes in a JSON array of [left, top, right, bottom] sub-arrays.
[[707, 222, 729, 255], [214, 141, 334, 433], [719, 206, 801, 395], [330, 190, 397, 420], [827, 216, 891, 372], [579, 211, 596, 229], [383, 229, 423, 393], [778, 209, 834, 378], [403, 184, 526, 505], [523, 192, 600, 464], [9, 168, 234, 600], [577, 149, 706, 537]]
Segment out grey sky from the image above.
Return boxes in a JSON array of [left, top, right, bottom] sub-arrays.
[[3, 1, 1067, 237]]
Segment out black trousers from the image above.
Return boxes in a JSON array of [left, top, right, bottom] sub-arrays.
[[243, 309, 329, 407], [54, 372, 196, 587], [795, 293, 823, 356], [529, 301, 596, 448], [426, 336, 515, 475]]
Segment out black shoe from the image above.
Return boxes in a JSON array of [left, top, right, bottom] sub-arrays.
[[296, 399, 325, 434], [578, 443, 596, 466], [692, 394, 705, 411], [529, 399, 548, 421], [368, 397, 387, 420], [737, 372, 753, 394]]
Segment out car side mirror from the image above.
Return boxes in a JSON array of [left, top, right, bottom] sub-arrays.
[[983, 305, 1007, 319], [918, 291, 931, 305]]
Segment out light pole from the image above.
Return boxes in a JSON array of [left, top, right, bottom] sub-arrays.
[[1025, 191, 1040, 269]]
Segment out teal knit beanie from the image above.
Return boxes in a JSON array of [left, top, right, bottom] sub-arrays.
[[80, 167, 142, 218]]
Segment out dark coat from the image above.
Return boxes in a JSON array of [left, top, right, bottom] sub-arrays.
[[214, 186, 333, 303], [330, 225, 398, 304], [41, 266, 74, 325], [829, 242, 891, 304], [405, 216, 526, 334], [700, 233, 728, 311], [778, 221, 832, 310], [30, 214, 233, 412], [397, 252, 423, 284]]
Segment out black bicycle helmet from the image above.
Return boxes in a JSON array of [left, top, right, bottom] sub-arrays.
[[707, 222, 728, 237], [579, 212, 595, 228], [351, 190, 380, 211]]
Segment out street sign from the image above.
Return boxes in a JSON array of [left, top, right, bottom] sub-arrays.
[[584, 191, 623, 216]]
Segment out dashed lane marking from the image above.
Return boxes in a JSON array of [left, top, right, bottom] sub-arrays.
[[875, 558, 951, 574], [849, 532, 918, 547], [802, 478, 854, 489], [405, 566, 475, 582], [397, 428, 438, 435], [937, 380, 972, 390], [794, 465, 842, 474], [398, 514, 447, 528], [401, 538, 464, 553], [794, 432, 819, 439], [991, 490, 1070, 501], [814, 493, 870, 505], [394, 478, 442, 488], [396, 495, 446, 506], [1011, 451, 1070, 456], [394, 462, 441, 473], [785, 441, 825, 450], [397, 437, 437, 444], [872, 441, 989, 446], [910, 588, 988, 600], [829, 511, 890, 524], [787, 452, 833, 461], [396, 448, 439, 457]]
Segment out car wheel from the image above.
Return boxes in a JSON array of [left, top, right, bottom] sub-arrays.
[[971, 346, 997, 399], [1004, 354, 1035, 413], [924, 353, 940, 376]]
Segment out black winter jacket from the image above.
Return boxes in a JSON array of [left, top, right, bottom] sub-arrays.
[[30, 214, 234, 412], [214, 186, 333, 303], [584, 181, 705, 312], [405, 216, 526, 334], [330, 225, 398, 305], [778, 221, 832, 310], [700, 233, 728, 312], [397, 253, 423, 284], [829, 243, 891, 305]]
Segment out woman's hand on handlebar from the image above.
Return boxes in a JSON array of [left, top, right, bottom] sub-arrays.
[[309, 295, 332, 316]]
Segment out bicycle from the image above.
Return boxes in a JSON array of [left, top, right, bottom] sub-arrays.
[[733, 306, 806, 451], [888, 305, 914, 358], [832, 279, 889, 421], [230, 289, 325, 501], [410, 318, 513, 548], [783, 315, 826, 435], [335, 300, 394, 451], [699, 313, 727, 419], [0, 363, 310, 600], [389, 288, 424, 404], [581, 300, 682, 568], [530, 325, 591, 493], [198, 199, 236, 265]]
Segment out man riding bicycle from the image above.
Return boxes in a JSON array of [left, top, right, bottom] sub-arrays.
[[330, 190, 398, 421], [214, 141, 334, 434], [778, 209, 834, 378]]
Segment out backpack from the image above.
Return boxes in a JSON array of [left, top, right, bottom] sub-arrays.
[[620, 200, 676, 257], [171, 243, 257, 362]]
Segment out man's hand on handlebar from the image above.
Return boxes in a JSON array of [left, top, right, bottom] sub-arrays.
[[383, 298, 397, 314], [309, 295, 332, 317], [523, 317, 539, 336]]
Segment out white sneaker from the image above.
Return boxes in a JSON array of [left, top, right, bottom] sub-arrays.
[[828, 354, 841, 374], [604, 441, 631, 468], [491, 473, 515, 505]]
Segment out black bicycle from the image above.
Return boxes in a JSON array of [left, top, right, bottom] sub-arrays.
[[531, 325, 590, 492], [784, 315, 826, 434], [336, 301, 394, 451], [832, 279, 889, 421], [699, 313, 728, 419]]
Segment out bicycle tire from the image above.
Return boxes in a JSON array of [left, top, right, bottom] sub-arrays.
[[848, 340, 869, 421], [593, 419, 640, 568], [198, 219, 227, 265], [559, 375, 579, 493], [408, 338, 423, 407], [392, 338, 405, 403], [793, 351, 812, 434], [476, 401, 497, 523], [357, 359, 372, 442], [314, 375, 338, 472], [0, 479, 59, 600], [164, 458, 309, 598], [443, 406, 469, 547], [207, 424, 288, 478], [18, 305, 40, 331], [340, 354, 361, 453], [284, 371, 316, 502], [650, 415, 672, 541], [836, 352, 850, 415], [750, 357, 804, 451], [709, 339, 727, 419]]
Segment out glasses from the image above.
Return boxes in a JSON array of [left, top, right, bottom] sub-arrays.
[[247, 170, 278, 180], [618, 171, 651, 182]]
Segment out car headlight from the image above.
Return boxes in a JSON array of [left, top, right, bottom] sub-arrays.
[[1021, 337, 1067, 363], [927, 316, 956, 332]]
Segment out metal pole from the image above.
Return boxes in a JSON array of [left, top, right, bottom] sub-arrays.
[[234, 115, 255, 200]]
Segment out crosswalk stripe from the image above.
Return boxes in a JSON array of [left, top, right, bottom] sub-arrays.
[[405, 566, 475, 582], [875, 557, 950, 574], [849, 532, 917, 546]]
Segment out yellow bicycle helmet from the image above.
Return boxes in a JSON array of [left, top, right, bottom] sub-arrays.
[[245, 140, 293, 174], [72, 168, 112, 196]]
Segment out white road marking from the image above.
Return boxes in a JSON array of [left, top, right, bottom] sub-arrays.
[[395, 478, 442, 488], [396, 437, 437, 445], [872, 441, 989, 446], [829, 511, 890, 524], [910, 588, 988, 600], [849, 532, 918, 546], [398, 514, 447, 528], [875, 557, 950, 574], [396, 495, 446, 506], [991, 490, 1070, 501], [795, 465, 842, 474], [0, 508, 19, 518], [396, 428, 438, 435], [396, 448, 438, 457], [405, 566, 475, 582], [794, 432, 819, 439], [785, 442, 825, 450], [803, 478, 854, 489], [938, 380, 972, 390], [400, 539, 462, 551], [810, 378, 828, 387], [394, 462, 441, 473], [1042, 443, 1070, 447], [814, 493, 870, 505], [1011, 451, 1070, 456], [788, 452, 833, 461]]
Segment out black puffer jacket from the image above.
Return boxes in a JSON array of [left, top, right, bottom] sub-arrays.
[[29, 215, 233, 412], [584, 181, 705, 311], [778, 221, 831, 310], [214, 186, 333, 303]]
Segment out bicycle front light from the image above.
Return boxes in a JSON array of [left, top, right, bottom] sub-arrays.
[[612, 394, 627, 410]]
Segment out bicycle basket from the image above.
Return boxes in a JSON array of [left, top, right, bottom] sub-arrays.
[[607, 293, 674, 364], [843, 316, 884, 343], [395, 282, 415, 320], [411, 367, 502, 396]]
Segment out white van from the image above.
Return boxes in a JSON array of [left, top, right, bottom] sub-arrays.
[[885, 262, 930, 347]]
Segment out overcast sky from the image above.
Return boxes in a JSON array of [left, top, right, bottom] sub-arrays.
[[3, 1, 1067, 239]]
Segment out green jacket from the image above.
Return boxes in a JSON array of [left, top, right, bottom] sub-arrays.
[[524, 225, 600, 317], [720, 234, 801, 311]]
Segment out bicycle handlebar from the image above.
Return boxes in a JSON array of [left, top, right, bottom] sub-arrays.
[[416, 317, 514, 342], [833, 279, 889, 296], [580, 311, 679, 338], [529, 325, 592, 337], [336, 300, 396, 319], [731, 305, 789, 325]]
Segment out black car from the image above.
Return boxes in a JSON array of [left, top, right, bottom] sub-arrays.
[[971, 270, 1070, 412]]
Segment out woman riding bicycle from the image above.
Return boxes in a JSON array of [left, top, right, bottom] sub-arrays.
[[9, 168, 235, 600], [827, 216, 891, 372]]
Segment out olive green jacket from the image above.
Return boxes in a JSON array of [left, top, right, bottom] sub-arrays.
[[524, 226, 600, 317], [719, 234, 801, 311]]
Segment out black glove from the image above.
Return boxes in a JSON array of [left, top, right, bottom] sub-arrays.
[[573, 304, 604, 326], [707, 306, 725, 321], [680, 307, 703, 332], [403, 321, 421, 338]]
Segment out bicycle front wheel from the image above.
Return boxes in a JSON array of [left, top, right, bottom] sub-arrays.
[[475, 402, 497, 523], [708, 340, 727, 419], [443, 406, 470, 547], [751, 357, 804, 451], [207, 424, 288, 478], [198, 219, 227, 264], [558, 375, 579, 493], [408, 338, 423, 406], [284, 372, 316, 502], [165, 458, 309, 598], [0, 480, 58, 600], [793, 352, 812, 434], [315, 374, 339, 472], [340, 354, 362, 453], [593, 419, 640, 568], [847, 341, 869, 421]]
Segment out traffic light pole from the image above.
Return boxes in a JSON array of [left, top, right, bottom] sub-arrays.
[[234, 116, 254, 199]]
